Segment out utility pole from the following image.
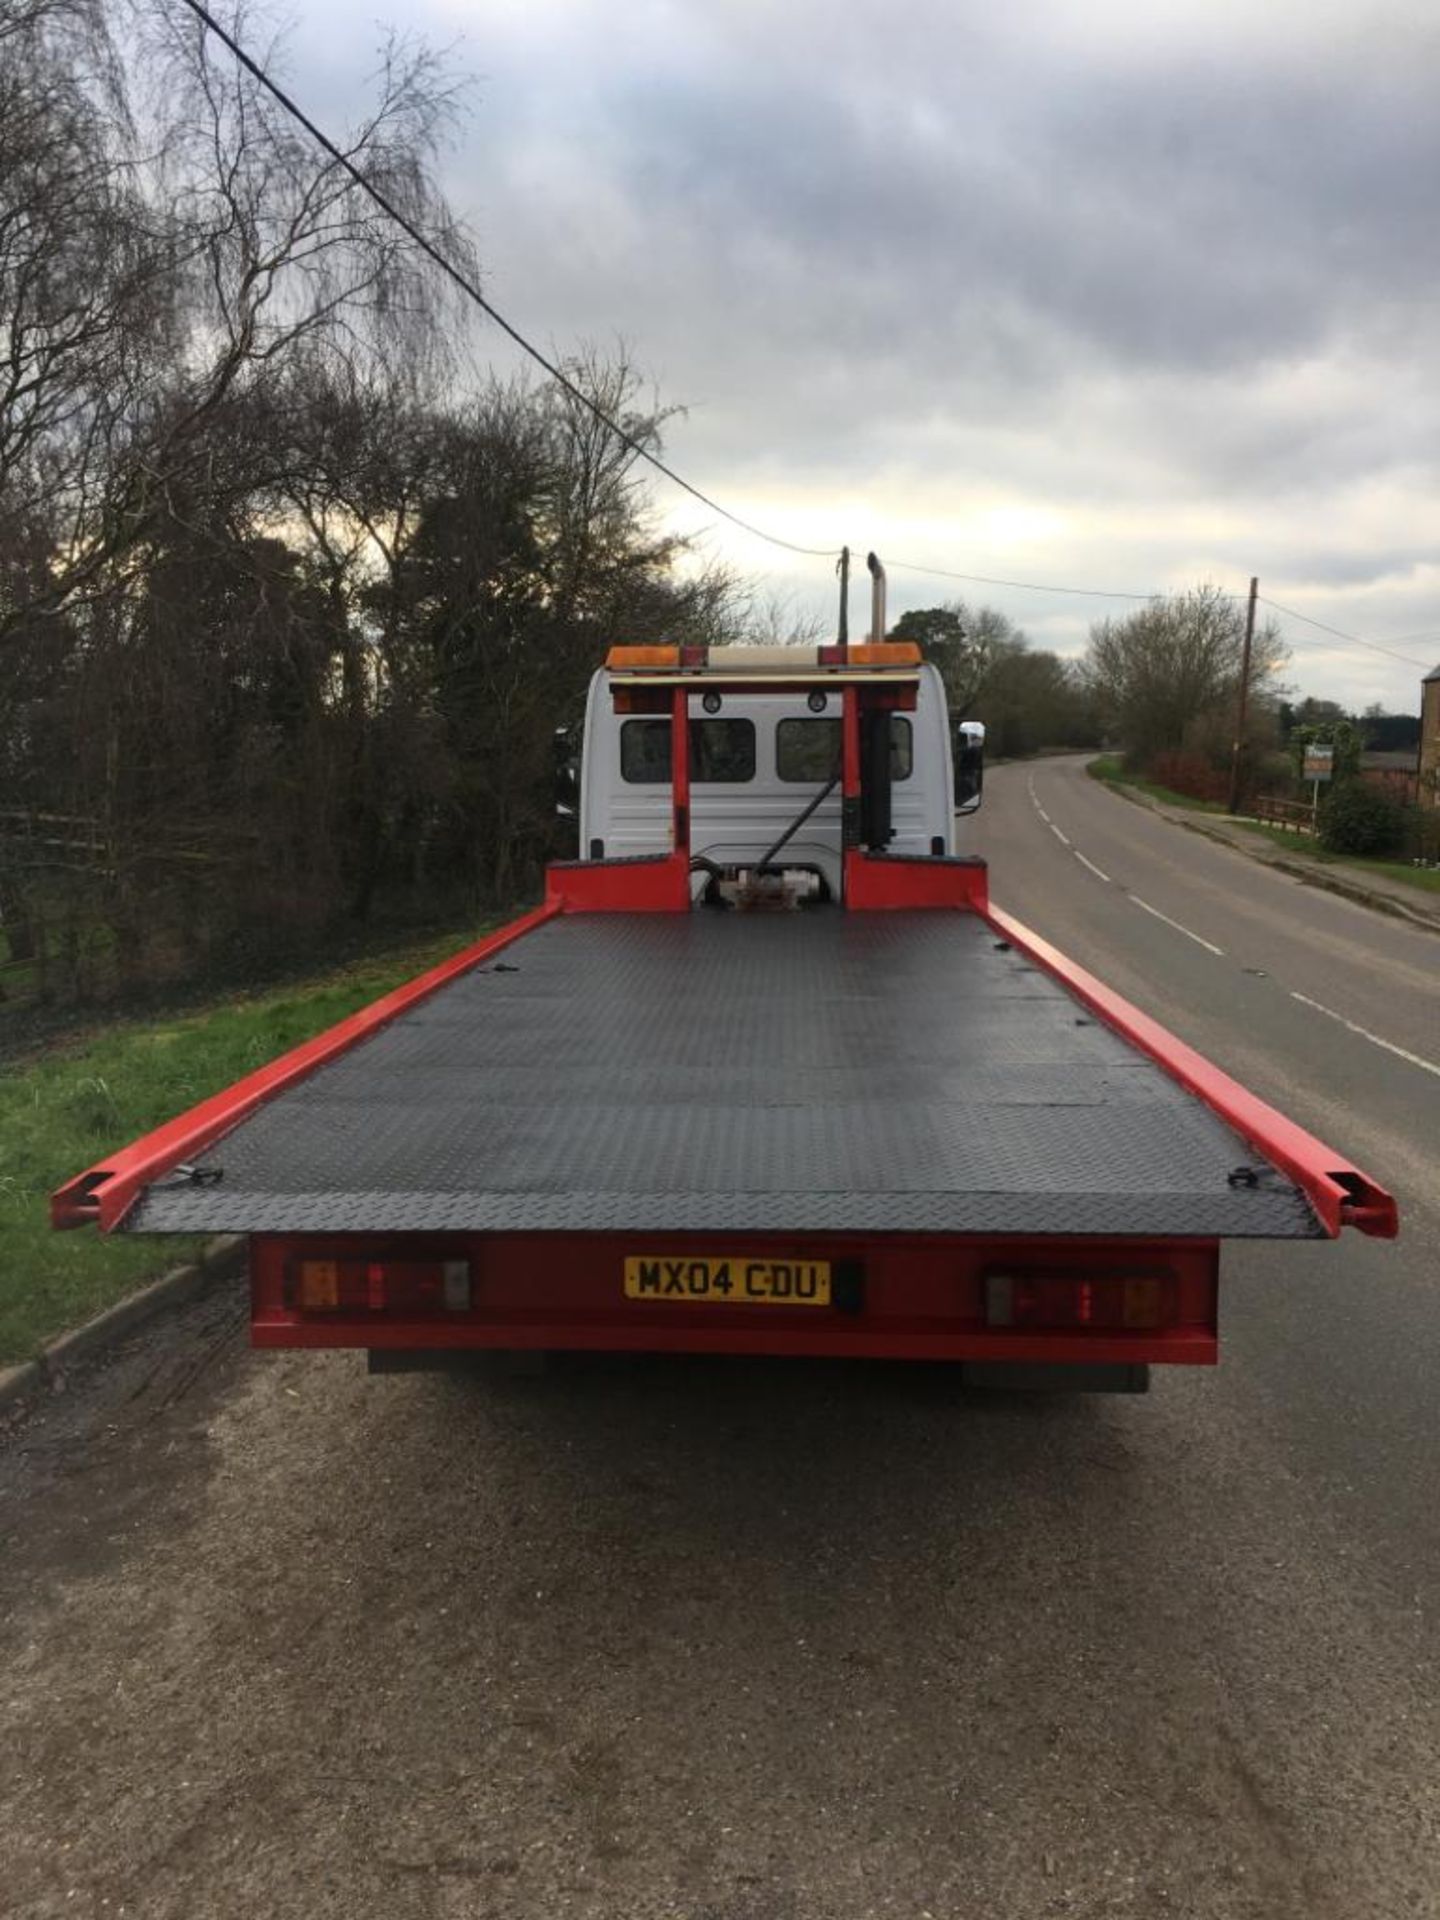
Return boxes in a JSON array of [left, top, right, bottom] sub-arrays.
[[1228, 575, 1259, 814], [836, 546, 851, 659]]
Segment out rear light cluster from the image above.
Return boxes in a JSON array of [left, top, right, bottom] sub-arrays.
[[984, 1272, 1176, 1332], [285, 1258, 472, 1314]]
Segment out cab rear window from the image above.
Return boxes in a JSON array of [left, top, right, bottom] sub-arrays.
[[620, 718, 756, 784], [775, 717, 912, 781]]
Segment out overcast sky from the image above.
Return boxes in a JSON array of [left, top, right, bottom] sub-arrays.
[[293, 0, 1439, 709]]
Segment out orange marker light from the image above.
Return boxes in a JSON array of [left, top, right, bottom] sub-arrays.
[[605, 646, 679, 670], [296, 1259, 340, 1310]]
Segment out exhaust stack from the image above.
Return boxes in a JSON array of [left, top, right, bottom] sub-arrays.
[[866, 551, 887, 644]]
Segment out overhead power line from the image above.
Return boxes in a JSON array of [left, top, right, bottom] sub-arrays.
[[883, 564, 1431, 673], [882, 558, 1179, 602], [1257, 598, 1432, 670], [171, 0, 840, 562], [1381, 628, 1440, 648]]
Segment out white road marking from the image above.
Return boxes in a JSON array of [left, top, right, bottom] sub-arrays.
[[1026, 775, 1052, 823], [1020, 774, 1434, 1072], [1029, 772, 1112, 879], [1128, 894, 1226, 957], [1289, 992, 1440, 1080]]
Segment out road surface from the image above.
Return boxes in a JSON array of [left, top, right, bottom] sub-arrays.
[[3, 757, 1437, 1920]]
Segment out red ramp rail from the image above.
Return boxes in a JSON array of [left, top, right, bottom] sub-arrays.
[[985, 903, 1397, 1240], [51, 903, 561, 1233]]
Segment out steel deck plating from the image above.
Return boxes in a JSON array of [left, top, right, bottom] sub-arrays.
[[126, 912, 1322, 1240]]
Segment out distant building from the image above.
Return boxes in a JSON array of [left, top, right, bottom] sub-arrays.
[[1423, 665, 1440, 805]]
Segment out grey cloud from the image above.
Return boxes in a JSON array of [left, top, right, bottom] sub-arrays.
[[494, 44, 1436, 515], [1265, 549, 1438, 590], [603, 33, 1440, 371], [297, 0, 1440, 702]]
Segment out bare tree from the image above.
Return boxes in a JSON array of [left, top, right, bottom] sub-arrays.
[[0, 0, 470, 637], [535, 346, 687, 626], [890, 601, 1019, 714], [0, 1, 763, 1011], [741, 589, 826, 647], [0, 0, 177, 623], [1085, 584, 1287, 765]]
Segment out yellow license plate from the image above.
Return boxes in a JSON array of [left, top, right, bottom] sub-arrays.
[[624, 1256, 831, 1308]]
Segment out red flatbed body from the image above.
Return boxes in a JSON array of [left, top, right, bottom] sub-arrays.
[[52, 673, 1395, 1382]]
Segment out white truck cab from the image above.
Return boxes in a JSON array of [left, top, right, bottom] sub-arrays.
[[560, 649, 983, 904]]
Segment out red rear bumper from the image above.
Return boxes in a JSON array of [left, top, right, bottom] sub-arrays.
[[249, 1230, 1221, 1368]]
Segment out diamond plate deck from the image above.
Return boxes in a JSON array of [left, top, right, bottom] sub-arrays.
[[126, 912, 1323, 1239]]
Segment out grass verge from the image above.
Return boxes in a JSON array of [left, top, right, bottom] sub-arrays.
[[1234, 825, 1440, 896], [1085, 753, 1227, 813], [0, 920, 497, 1367], [1087, 757, 1440, 900]]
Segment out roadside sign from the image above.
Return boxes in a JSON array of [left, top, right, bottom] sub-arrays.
[[1302, 744, 1334, 782], [1302, 742, 1334, 828]]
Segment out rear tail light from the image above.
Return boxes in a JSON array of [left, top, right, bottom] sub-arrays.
[[984, 1272, 1175, 1332], [287, 1258, 472, 1314]]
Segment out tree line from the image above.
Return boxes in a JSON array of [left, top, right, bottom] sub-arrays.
[[889, 604, 1102, 759], [893, 585, 1427, 849], [0, 0, 740, 1008], [1081, 589, 1425, 837], [891, 584, 1281, 780], [5, 1, 1426, 1013]]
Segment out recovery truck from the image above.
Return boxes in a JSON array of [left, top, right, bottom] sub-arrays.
[[52, 581, 1397, 1390]]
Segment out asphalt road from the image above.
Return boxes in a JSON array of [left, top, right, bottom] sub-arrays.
[[3, 759, 1438, 1920]]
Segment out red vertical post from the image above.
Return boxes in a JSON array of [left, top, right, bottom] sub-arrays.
[[842, 685, 861, 800], [841, 683, 862, 894], [671, 684, 691, 858]]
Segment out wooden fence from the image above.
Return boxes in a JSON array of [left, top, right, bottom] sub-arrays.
[[1253, 795, 1317, 835]]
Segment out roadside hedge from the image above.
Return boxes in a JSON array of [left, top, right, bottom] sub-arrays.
[[1318, 782, 1408, 857]]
